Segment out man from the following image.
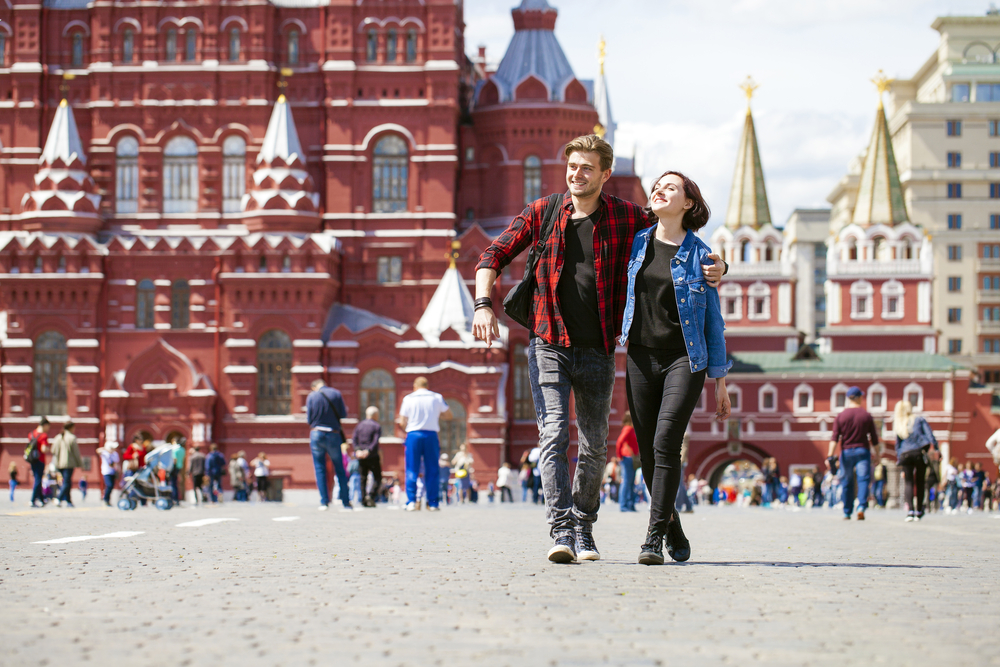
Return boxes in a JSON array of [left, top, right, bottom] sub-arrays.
[[26, 418, 51, 507], [439, 453, 452, 504], [205, 443, 227, 503], [828, 387, 879, 521], [50, 421, 81, 507], [472, 134, 725, 563], [188, 443, 206, 505], [167, 436, 186, 505], [306, 378, 352, 511], [398, 376, 451, 512], [352, 406, 383, 508]]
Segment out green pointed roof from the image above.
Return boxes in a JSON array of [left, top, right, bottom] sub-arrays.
[[725, 107, 772, 230], [851, 101, 908, 227]]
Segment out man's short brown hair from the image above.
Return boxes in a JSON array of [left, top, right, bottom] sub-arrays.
[[564, 134, 614, 172]]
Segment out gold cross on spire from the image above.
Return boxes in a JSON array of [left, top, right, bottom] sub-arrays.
[[59, 72, 76, 103], [871, 69, 894, 107], [446, 240, 461, 269], [598, 35, 607, 76], [278, 67, 293, 97], [740, 76, 759, 107]]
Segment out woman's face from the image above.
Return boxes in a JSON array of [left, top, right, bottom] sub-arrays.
[[650, 174, 692, 220]]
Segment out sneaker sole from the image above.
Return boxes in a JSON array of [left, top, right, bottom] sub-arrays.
[[638, 552, 664, 565], [577, 550, 600, 561], [547, 545, 576, 563]]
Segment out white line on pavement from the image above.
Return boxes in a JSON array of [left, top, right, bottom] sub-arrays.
[[272, 516, 300, 522], [33, 531, 145, 545], [175, 518, 239, 528]]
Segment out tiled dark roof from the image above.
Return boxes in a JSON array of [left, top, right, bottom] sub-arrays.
[[322, 303, 406, 341], [729, 352, 963, 375]]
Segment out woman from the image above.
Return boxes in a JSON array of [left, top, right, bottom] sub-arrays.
[[894, 400, 939, 521], [615, 412, 638, 512], [619, 171, 731, 566], [251, 452, 270, 502], [228, 453, 245, 502], [97, 442, 120, 507]]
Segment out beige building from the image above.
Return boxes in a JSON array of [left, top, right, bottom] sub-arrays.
[[828, 14, 1000, 382]]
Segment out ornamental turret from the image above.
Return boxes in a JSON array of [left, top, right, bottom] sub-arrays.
[[241, 94, 320, 233], [20, 99, 101, 233]]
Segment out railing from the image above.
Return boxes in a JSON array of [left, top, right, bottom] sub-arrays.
[[977, 320, 1000, 333], [977, 289, 1000, 304], [724, 262, 790, 277], [978, 258, 1000, 271], [827, 259, 925, 276]]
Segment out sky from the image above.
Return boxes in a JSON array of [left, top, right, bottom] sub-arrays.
[[464, 0, 996, 231]]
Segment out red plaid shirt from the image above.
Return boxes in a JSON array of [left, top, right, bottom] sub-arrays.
[[477, 192, 652, 355]]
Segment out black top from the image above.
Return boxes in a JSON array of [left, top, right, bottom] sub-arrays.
[[629, 237, 686, 352], [352, 419, 382, 455], [557, 213, 603, 348]]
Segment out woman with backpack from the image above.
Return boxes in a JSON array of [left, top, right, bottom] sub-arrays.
[[25, 418, 51, 507], [894, 399, 940, 522]]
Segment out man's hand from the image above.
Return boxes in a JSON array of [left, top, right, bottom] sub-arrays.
[[703, 253, 725, 288], [473, 307, 500, 348]]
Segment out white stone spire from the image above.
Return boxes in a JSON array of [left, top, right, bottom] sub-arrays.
[[416, 266, 477, 345], [257, 94, 305, 167]]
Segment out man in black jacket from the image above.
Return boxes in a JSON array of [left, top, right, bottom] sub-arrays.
[[306, 379, 352, 511], [352, 406, 383, 507]]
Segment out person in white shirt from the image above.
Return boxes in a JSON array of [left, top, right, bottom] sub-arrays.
[[398, 376, 452, 511], [496, 462, 514, 503]]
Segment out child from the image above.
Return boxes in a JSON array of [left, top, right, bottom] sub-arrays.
[[8, 462, 18, 502], [78, 477, 88, 502]]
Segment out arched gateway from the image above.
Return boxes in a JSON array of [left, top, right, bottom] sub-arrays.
[[692, 440, 771, 488]]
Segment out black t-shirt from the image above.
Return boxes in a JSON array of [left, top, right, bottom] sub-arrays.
[[557, 214, 603, 348], [629, 237, 686, 352]]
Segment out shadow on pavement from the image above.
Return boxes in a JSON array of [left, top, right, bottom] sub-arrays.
[[684, 561, 959, 569]]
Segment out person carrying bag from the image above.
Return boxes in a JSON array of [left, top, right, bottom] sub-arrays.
[[894, 399, 939, 521]]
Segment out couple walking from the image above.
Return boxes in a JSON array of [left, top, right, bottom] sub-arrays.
[[473, 134, 731, 565]]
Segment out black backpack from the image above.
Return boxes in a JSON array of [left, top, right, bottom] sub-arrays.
[[24, 434, 40, 464]]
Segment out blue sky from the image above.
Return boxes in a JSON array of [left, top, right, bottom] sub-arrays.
[[465, 0, 994, 230]]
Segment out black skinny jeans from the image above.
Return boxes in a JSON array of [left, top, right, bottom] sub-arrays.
[[358, 453, 382, 504], [625, 345, 706, 532], [899, 449, 927, 515]]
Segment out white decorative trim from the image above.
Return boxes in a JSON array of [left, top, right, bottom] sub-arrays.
[[747, 281, 771, 321], [113, 18, 142, 34], [720, 283, 742, 321], [224, 365, 258, 374], [880, 279, 905, 320], [918, 282, 932, 323], [830, 383, 850, 413], [866, 382, 887, 413], [62, 21, 91, 37], [66, 339, 99, 348], [224, 339, 257, 348], [849, 280, 874, 320], [903, 382, 924, 412], [0, 365, 33, 373], [66, 365, 99, 373], [777, 283, 792, 325], [727, 383, 743, 413], [0, 338, 33, 348], [292, 339, 323, 348], [327, 366, 360, 374], [758, 383, 778, 413], [793, 383, 814, 414], [395, 361, 501, 376], [220, 16, 249, 33], [291, 365, 324, 374]]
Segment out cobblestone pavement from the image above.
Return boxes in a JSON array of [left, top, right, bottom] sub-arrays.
[[2, 496, 998, 667]]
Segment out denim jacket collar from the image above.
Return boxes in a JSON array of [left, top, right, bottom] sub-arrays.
[[638, 225, 697, 263]]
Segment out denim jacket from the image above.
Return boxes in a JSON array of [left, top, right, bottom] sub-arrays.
[[619, 227, 732, 378], [895, 416, 939, 461]]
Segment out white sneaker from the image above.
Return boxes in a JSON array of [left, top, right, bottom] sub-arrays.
[[405, 502, 417, 512], [318, 505, 329, 511], [427, 506, 440, 512], [339, 505, 354, 513]]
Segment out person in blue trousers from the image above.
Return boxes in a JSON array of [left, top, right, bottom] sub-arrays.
[[398, 377, 452, 512], [827, 387, 879, 521], [306, 379, 353, 512]]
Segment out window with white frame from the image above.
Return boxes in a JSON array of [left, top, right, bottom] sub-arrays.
[[759, 383, 778, 412], [850, 280, 874, 320], [377, 256, 402, 284], [222, 135, 246, 213], [881, 280, 904, 320], [831, 383, 849, 411], [720, 283, 742, 321], [523, 155, 542, 205], [903, 382, 924, 412], [793, 383, 813, 413], [163, 136, 199, 213], [747, 282, 771, 321], [115, 136, 140, 214], [867, 382, 886, 413], [727, 384, 742, 413]]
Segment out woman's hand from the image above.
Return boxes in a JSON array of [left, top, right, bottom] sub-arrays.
[[715, 379, 731, 422]]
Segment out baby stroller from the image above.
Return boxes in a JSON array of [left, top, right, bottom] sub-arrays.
[[118, 446, 176, 511]]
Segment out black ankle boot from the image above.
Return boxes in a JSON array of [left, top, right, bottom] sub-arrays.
[[665, 512, 691, 562], [638, 525, 665, 565]]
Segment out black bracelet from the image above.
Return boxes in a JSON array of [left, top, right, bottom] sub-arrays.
[[474, 297, 493, 311]]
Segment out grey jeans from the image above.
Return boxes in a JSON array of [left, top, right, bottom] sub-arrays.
[[528, 339, 616, 539]]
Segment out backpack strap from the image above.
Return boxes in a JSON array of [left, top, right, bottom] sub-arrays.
[[524, 193, 564, 280]]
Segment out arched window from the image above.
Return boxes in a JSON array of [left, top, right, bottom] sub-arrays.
[[872, 235, 891, 261], [881, 279, 905, 319], [720, 283, 743, 321], [115, 136, 139, 213], [758, 383, 778, 412], [360, 369, 396, 434], [366, 29, 377, 62], [850, 280, 874, 320], [439, 400, 466, 459], [902, 239, 914, 260], [406, 29, 417, 62], [0, 32, 7, 68], [747, 282, 771, 321], [171, 279, 190, 329], [136, 279, 155, 329], [122, 29, 134, 64], [903, 382, 924, 412], [228, 28, 240, 62], [523, 155, 541, 205], [34, 331, 67, 417], [831, 383, 849, 411], [386, 28, 397, 62], [185, 29, 197, 61], [764, 242, 774, 262], [222, 135, 246, 213], [793, 383, 813, 413], [867, 382, 887, 413], [71, 33, 83, 67], [163, 136, 199, 213], [287, 29, 299, 65], [257, 330, 292, 415], [372, 135, 408, 212], [845, 239, 858, 261], [513, 344, 533, 420], [740, 239, 751, 263], [165, 28, 177, 61]]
